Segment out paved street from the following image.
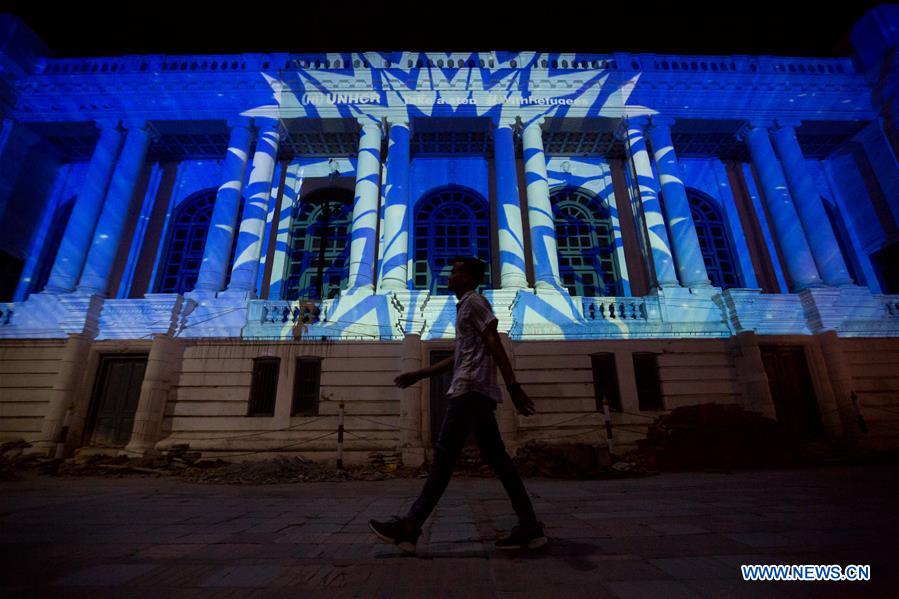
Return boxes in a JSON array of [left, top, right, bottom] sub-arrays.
[[1, 465, 896, 598]]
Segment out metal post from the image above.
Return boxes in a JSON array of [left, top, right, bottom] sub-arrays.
[[602, 395, 614, 456], [850, 391, 868, 434], [54, 406, 74, 459], [337, 400, 345, 469]]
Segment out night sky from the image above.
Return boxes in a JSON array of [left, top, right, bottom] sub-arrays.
[[1, 1, 886, 58]]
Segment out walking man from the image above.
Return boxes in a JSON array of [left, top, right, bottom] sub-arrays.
[[369, 257, 546, 553]]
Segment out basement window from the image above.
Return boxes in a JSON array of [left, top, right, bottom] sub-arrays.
[[247, 357, 280, 416], [292, 358, 322, 416], [591, 353, 621, 412], [633, 352, 664, 411]]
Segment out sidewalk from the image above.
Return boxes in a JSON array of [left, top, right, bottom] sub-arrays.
[[1, 465, 896, 598]]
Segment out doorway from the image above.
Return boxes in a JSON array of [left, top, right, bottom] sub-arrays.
[[83, 355, 148, 447], [760, 346, 823, 438]]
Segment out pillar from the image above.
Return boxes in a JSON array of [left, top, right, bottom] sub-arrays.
[[771, 120, 853, 286], [730, 331, 776, 420], [76, 121, 152, 296], [33, 333, 93, 456], [378, 118, 411, 291], [399, 332, 424, 466], [44, 121, 124, 293], [740, 121, 822, 291], [621, 117, 679, 288], [346, 119, 383, 290], [816, 330, 862, 442], [646, 116, 711, 287], [194, 117, 255, 292], [227, 119, 281, 296], [521, 117, 562, 289], [125, 334, 185, 456], [494, 119, 529, 289]]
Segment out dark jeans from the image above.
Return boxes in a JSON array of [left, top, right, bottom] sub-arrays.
[[407, 392, 538, 529]]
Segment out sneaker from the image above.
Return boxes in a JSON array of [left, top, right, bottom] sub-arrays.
[[495, 521, 548, 550], [369, 516, 421, 553]]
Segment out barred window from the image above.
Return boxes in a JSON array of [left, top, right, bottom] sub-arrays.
[[687, 190, 740, 289], [632, 352, 663, 411], [156, 190, 241, 294], [591, 352, 621, 412], [413, 186, 491, 294], [551, 187, 621, 297], [292, 358, 322, 416], [284, 188, 353, 301], [248, 357, 280, 417]]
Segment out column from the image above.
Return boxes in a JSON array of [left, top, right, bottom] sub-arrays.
[[227, 119, 281, 296], [346, 119, 383, 290], [125, 334, 184, 455], [771, 120, 853, 286], [493, 119, 528, 289], [521, 117, 562, 289], [399, 333, 424, 466], [621, 117, 679, 288], [34, 333, 93, 456], [740, 121, 822, 290], [44, 121, 124, 293], [194, 117, 255, 292], [0, 118, 40, 223], [377, 118, 411, 291], [646, 116, 711, 287], [77, 121, 152, 296]]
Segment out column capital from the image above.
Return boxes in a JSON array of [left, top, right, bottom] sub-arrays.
[[735, 119, 774, 142], [648, 114, 676, 129], [356, 116, 383, 135], [226, 116, 255, 131], [625, 114, 651, 128], [121, 119, 158, 141], [520, 115, 545, 131], [94, 118, 122, 132], [254, 117, 286, 139], [386, 116, 410, 130], [773, 118, 802, 132], [615, 116, 649, 141], [121, 118, 150, 131], [495, 115, 519, 129]]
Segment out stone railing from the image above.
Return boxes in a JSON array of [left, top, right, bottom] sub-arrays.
[[251, 300, 324, 326], [582, 296, 650, 321], [879, 295, 899, 317], [0, 303, 15, 326], [30, 51, 858, 78]]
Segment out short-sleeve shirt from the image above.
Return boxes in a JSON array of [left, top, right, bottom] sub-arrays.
[[446, 290, 502, 403]]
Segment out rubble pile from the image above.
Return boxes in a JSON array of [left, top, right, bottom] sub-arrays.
[[181, 456, 356, 484], [511, 441, 649, 478], [453, 446, 493, 477], [1, 440, 46, 480], [624, 402, 795, 471], [367, 452, 400, 472]]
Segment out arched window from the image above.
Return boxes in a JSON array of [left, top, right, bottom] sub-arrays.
[[551, 187, 621, 297], [687, 189, 740, 289], [156, 190, 241, 294], [413, 186, 491, 294], [284, 187, 353, 301]]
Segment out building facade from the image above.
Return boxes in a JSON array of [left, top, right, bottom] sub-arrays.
[[1, 9, 898, 464]]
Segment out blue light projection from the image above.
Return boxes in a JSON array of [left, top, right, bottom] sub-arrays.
[[244, 53, 650, 126], [3, 46, 899, 342]]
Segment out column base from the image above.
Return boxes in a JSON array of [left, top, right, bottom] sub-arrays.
[[799, 285, 896, 335]]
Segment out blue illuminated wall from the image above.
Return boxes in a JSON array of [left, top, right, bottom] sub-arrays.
[[0, 10, 898, 341]]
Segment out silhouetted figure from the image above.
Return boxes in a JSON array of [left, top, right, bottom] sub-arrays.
[[369, 257, 546, 553]]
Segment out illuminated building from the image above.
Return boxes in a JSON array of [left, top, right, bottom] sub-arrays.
[[1, 7, 897, 462]]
